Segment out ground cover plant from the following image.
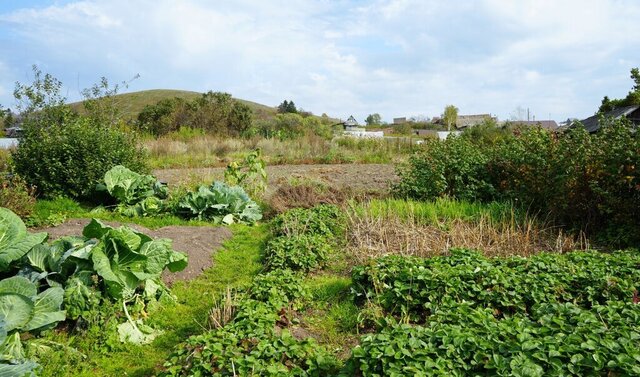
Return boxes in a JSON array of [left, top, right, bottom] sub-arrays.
[[345, 249, 640, 376], [161, 205, 346, 376]]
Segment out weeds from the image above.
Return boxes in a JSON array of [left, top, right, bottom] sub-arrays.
[[346, 198, 587, 263]]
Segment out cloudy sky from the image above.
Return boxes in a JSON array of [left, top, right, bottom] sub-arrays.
[[0, 0, 638, 122]]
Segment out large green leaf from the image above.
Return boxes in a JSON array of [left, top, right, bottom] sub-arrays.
[[0, 295, 32, 332], [23, 287, 65, 332], [0, 209, 25, 252], [0, 232, 47, 272], [0, 361, 37, 377], [0, 278, 36, 298]]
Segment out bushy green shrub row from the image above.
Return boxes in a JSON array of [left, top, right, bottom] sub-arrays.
[[136, 91, 253, 137], [394, 119, 640, 246]]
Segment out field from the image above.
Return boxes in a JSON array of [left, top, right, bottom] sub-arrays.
[[1, 87, 638, 376]]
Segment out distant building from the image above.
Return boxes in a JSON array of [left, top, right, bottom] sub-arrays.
[[576, 105, 640, 133], [508, 120, 558, 131], [456, 114, 495, 129]]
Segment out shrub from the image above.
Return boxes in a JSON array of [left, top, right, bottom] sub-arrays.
[[10, 68, 148, 199], [394, 136, 495, 202], [394, 119, 640, 246], [0, 174, 36, 218]]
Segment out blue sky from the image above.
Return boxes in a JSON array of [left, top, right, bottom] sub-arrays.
[[1, 0, 639, 122]]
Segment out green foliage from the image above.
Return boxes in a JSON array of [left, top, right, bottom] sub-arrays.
[[345, 250, 640, 375], [0, 208, 47, 272], [263, 235, 332, 272], [352, 249, 640, 322], [98, 165, 168, 217], [443, 104, 458, 131], [136, 91, 253, 137], [395, 119, 640, 246], [175, 181, 262, 224], [0, 175, 36, 219], [365, 113, 382, 126], [11, 69, 147, 199], [345, 302, 640, 376], [224, 149, 267, 197], [249, 269, 310, 310], [394, 136, 495, 202]]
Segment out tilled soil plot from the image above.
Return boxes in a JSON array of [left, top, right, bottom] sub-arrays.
[[154, 163, 397, 193], [41, 219, 233, 285]]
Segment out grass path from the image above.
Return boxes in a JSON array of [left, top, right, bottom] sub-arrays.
[[38, 224, 268, 377]]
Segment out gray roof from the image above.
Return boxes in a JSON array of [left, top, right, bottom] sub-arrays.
[[577, 105, 640, 133], [509, 120, 558, 131], [343, 115, 359, 126]]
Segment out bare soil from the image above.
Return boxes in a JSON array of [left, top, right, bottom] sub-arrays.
[[41, 219, 233, 285], [154, 163, 398, 193]]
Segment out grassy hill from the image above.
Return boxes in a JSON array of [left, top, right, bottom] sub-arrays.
[[69, 89, 278, 121]]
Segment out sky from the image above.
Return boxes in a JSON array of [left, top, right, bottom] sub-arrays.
[[0, 0, 639, 123]]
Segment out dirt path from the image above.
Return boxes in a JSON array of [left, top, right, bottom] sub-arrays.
[[42, 219, 233, 285], [154, 163, 398, 193]]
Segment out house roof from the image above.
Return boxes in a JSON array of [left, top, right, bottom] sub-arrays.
[[509, 120, 559, 131], [343, 115, 359, 126], [577, 105, 640, 133], [456, 114, 493, 129]]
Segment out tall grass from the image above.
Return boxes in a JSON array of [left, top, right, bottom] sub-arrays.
[[346, 198, 588, 262], [143, 133, 419, 169]]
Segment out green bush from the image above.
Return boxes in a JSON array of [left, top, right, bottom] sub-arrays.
[[394, 136, 495, 202], [9, 69, 147, 199], [12, 116, 147, 199], [394, 119, 640, 246]]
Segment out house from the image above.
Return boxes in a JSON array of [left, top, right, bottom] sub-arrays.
[[576, 105, 640, 133], [338, 115, 384, 138], [508, 120, 559, 131], [456, 114, 495, 129]]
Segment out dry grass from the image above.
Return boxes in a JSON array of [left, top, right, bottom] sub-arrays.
[[143, 134, 416, 169], [207, 287, 239, 330], [346, 201, 589, 264]]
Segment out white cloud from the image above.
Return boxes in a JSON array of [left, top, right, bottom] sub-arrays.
[[0, 0, 639, 121]]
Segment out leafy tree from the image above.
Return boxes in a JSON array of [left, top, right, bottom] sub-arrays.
[[598, 67, 640, 113], [365, 113, 382, 126], [443, 105, 458, 131]]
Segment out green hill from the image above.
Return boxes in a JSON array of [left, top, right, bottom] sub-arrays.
[[69, 89, 278, 121]]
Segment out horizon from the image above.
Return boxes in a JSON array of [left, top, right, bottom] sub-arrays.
[[1, 1, 639, 123]]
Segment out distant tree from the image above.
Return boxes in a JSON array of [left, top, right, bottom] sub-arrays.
[[365, 113, 382, 126], [598, 67, 640, 113], [443, 105, 459, 131], [277, 100, 297, 114]]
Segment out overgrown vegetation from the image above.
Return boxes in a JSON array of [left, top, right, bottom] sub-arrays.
[[10, 66, 147, 199], [395, 119, 640, 246]]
